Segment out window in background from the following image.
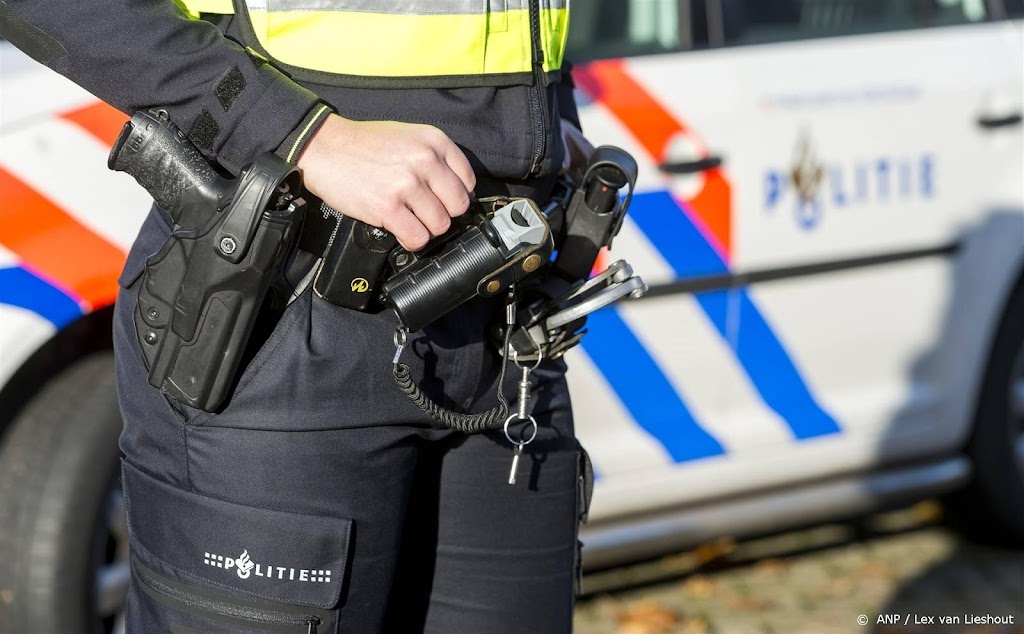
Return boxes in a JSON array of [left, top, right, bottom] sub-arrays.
[[1004, 0, 1024, 17], [717, 0, 989, 45], [566, 0, 706, 61]]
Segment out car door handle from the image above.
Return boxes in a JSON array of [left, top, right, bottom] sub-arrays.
[[977, 113, 1022, 129], [658, 156, 724, 174]]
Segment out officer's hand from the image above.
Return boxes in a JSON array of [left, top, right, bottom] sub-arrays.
[[297, 114, 476, 251], [559, 119, 594, 182]]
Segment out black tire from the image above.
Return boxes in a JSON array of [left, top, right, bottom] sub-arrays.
[[0, 351, 127, 633], [947, 279, 1024, 544]]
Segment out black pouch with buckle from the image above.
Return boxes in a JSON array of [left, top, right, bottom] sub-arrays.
[[312, 197, 554, 333]]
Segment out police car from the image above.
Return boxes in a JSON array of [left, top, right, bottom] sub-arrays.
[[1, 0, 1022, 630]]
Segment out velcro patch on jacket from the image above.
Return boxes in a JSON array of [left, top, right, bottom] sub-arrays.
[[214, 66, 247, 112], [188, 109, 220, 151]]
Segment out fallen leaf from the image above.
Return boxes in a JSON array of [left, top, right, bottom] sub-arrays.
[[854, 561, 891, 579], [614, 601, 682, 634], [755, 558, 789, 575], [692, 537, 736, 567], [724, 593, 775, 611], [910, 500, 943, 523], [682, 575, 718, 598], [680, 616, 710, 634]]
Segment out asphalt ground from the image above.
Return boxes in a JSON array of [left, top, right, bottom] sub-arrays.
[[573, 503, 1024, 634]]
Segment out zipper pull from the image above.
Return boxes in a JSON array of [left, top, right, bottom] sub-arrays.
[[306, 617, 320, 634]]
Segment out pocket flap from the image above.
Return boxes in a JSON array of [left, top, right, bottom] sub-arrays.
[[123, 461, 352, 610]]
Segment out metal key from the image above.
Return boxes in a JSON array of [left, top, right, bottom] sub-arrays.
[[504, 413, 537, 486], [504, 348, 540, 485], [508, 441, 524, 485]]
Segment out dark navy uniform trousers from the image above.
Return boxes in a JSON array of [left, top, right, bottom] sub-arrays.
[[114, 207, 589, 633]]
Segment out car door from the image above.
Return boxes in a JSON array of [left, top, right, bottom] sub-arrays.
[[565, 0, 800, 520], [713, 0, 1024, 486], [566, 0, 1024, 524]]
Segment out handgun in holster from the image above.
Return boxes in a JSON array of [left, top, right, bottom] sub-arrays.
[[109, 110, 307, 412]]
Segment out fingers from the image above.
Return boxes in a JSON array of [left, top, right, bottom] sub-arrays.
[[406, 185, 451, 237], [440, 136, 476, 194], [298, 118, 477, 252], [378, 161, 467, 250], [426, 161, 472, 220], [381, 206, 431, 252]]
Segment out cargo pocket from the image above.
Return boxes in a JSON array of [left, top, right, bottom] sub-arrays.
[[122, 461, 351, 633], [132, 557, 329, 633], [574, 439, 594, 596]]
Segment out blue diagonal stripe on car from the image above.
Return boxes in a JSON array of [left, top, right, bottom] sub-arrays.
[[581, 308, 726, 462], [0, 266, 82, 327], [627, 190, 841, 441], [697, 289, 841, 439]]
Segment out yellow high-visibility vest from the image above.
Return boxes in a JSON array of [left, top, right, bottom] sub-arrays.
[[180, 0, 569, 88]]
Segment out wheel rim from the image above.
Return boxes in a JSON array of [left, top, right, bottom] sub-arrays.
[[1012, 341, 1024, 474], [93, 478, 129, 634]]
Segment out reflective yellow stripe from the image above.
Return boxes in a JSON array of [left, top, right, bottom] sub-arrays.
[[286, 104, 330, 162], [248, 9, 567, 77], [541, 6, 570, 73], [178, 1, 568, 79], [180, 0, 234, 13]]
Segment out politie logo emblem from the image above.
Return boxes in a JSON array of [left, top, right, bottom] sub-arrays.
[[235, 550, 255, 579], [764, 129, 936, 230], [203, 550, 332, 583]]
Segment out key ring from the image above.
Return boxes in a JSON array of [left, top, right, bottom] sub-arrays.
[[503, 414, 538, 447], [393, 327, 408, 365], [512, 347, 544, 372]]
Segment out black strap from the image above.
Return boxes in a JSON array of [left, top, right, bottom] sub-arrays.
[[392, 317, 515, 433]]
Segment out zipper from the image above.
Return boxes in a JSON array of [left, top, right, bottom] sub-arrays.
[[135, 561, 322, 633], [526, 0, 548, 177]]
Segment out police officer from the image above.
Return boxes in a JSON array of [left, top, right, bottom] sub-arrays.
[[1, 0, 591, 631]]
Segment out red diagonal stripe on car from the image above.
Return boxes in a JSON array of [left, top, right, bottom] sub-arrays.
[[60, 101, 127, 147], [0, 167, 124, 310], [574, 59, 732, 261]]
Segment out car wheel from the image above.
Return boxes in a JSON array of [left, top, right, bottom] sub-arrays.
[[948, 280, 1024, 544], [0, 351, 128, 633]]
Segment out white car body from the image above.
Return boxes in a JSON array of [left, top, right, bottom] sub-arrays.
[[1, 1, 1022, 572]]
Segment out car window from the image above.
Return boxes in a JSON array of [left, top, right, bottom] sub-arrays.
[[566, 0, 707, 61], [717, 0, 989, 45], [1005, 0, 1024, 17]]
